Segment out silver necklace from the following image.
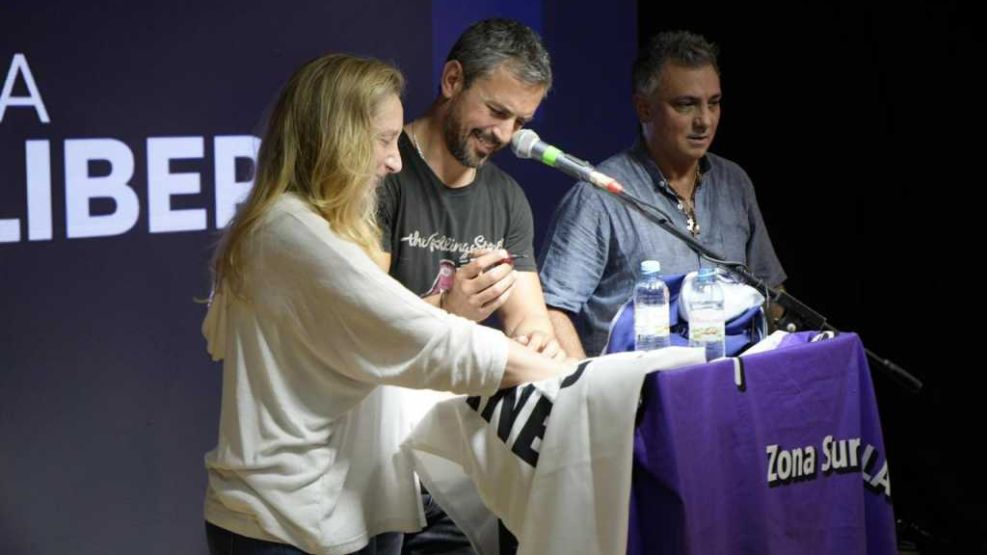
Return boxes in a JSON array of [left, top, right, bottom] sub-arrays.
[[673, 166, 703, 237], [410, 122, 426, 159]]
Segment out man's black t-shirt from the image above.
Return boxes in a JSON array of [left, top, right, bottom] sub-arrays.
[[377, 131, 537, 297]]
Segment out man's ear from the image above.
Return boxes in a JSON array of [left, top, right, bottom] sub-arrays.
[[632, 92, 652, 123], [440, 60, 465, 99]]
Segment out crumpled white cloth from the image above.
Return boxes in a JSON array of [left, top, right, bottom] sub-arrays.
[[402, 347, 705, 555]]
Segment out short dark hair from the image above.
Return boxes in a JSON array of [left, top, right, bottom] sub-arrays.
[[633, 31, 719, 96], [446, 18, 552, 91]]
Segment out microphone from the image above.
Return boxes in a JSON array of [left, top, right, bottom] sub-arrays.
[[511, 130, 624, 194]]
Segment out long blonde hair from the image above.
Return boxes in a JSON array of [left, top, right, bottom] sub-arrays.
[[213, 53, 404, 296]]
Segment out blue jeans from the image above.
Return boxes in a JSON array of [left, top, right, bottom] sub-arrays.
[[205, 522, 402, 555]]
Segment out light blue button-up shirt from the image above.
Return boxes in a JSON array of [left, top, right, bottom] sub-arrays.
[[539, 140, 786, 355]]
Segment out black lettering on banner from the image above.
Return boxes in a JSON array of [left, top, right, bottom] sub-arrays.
[[560, 359, 591, 389], [496, 385, 536, 442], [465, 365, 578, 468], [512, 395, 553, 467], [480, 388, 513, 422]]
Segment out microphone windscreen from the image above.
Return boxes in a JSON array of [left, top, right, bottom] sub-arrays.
[[511, 129, 540, 159]]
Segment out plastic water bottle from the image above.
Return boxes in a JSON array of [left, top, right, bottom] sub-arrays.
[[634, 260, 671, 351], [688, 267, 726, 361]]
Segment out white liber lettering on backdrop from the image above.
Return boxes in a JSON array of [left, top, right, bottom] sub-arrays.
[[0, 2, 636, 553]]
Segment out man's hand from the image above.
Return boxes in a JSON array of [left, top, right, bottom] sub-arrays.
[[441, 249, 517, 322], [512, 330, 567, 362]]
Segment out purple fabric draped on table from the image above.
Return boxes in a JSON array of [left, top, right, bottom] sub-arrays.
[[625, 333, 896, 554]]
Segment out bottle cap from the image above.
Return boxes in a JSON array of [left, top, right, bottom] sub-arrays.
[[640, 260, 661, 274]]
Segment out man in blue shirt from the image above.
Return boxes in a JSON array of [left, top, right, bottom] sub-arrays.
[[539, 31, 786, 357]]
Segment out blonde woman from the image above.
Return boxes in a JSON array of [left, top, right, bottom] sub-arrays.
[[201, 54, 568, 555]]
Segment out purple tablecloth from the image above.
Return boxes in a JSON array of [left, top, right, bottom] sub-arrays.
[[627, 333, 896, 554]]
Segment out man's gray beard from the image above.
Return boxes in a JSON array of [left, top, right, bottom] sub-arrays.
[[442, 98, 502, 169], [443, 115, 484, 169]]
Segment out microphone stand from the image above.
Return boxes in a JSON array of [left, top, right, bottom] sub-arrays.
[[606, 186, 923, 393]]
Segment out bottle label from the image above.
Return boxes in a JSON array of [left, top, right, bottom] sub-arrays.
[[635, 305, 670, 337], [689, 309, 725, 342]]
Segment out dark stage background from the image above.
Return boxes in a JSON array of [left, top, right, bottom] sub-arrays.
[[638, 1, 984, 552], [1, 0, 981, 553]]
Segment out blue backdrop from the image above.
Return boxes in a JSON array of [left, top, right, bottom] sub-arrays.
[[1, 1, 636, 553]]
